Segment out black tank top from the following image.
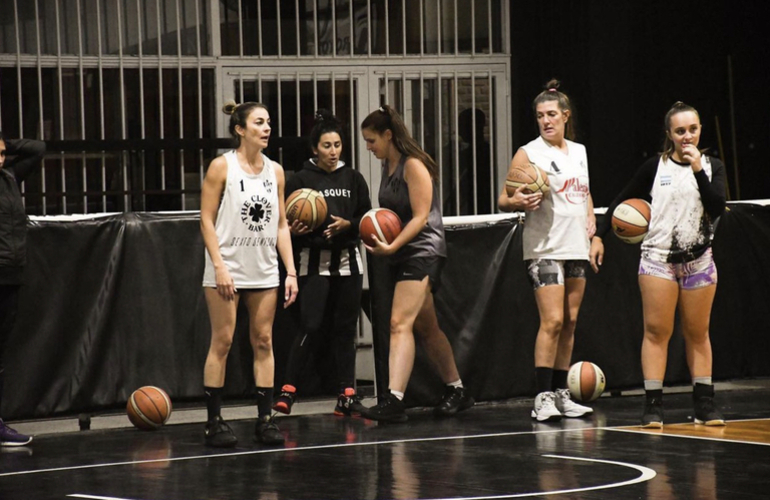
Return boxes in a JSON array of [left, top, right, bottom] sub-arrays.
[[378, 155, 446, 262]]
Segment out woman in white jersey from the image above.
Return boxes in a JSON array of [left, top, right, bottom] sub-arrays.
[[590, 101, 727, 428], [498, 80, 596, 422], [200, 102, 298, 447]]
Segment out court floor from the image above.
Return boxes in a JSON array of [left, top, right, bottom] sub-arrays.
[[1, 381, 769, 500]]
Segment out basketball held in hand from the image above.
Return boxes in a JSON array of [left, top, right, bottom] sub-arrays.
[[612, 198, 651, 244], [286, 188, 328, 231], [127, 386, 173, 430], [505, 163, 550, 196], [359, 208, 402, 248]]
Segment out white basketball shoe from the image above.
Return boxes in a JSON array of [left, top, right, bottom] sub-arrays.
[[531, 391, 562, 422], [555, 388, 593, 417]]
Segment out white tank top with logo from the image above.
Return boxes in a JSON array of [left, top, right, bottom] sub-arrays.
[[202, 150, 280, 288], [520, 136, 590, 260]]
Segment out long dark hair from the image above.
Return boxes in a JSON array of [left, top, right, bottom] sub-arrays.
[[360, 104, 438, 180], [661, 101, 702, 161], [222, 101, 268, 147], [310, 109, 345, 150], [531, 79, 576, 141]]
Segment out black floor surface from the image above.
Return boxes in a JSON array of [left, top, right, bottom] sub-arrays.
[[1, 386, 769, 499]]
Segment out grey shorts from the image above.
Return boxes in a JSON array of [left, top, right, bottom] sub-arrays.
[[525, 259, 588, 290]]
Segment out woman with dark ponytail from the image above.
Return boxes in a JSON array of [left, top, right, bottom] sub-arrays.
[[358, 105, 474, 422], [200, 101, 298, 447], [272, 109, 372, 417], [590, 101, 727, 428], [498, 80, 596, 422]]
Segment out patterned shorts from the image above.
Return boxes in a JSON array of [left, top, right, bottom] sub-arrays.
[[525, 259, 588, 291], [638, 248, 717, 290]]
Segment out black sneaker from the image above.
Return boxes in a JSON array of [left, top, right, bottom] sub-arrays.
[[255, 416, 285, 445], [0, 419, 32, 447], [434, 386, 475, 417], [334, 388, 366, 417], [272, 384, 296, 415], [359, 392, 408, 423], [204, 416, 238, 448], [693, 383, 725, 426], [641, 397, 664, 428]]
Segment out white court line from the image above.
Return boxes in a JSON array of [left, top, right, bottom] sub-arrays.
[[0, 427, 605, 478], [424, 454, 656, 500], [64, 455, 655, 500], [68, 495, 138, 500]]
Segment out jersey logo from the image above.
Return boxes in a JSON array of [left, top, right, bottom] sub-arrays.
[[550, 161, 561, 173], [555, 177, 589, 204], [660, 175, 672, 186], [240, 195, 273, 232]]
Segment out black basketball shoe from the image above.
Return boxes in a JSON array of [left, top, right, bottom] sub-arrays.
[[255, 416, 284, 445], [434, 386, 475, 417], [359, 392, 408, 423], [204, 416, 238, 448], [693, 383, 725, 426]]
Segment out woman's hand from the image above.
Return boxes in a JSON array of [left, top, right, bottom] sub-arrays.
[[215, 266, 237, 301], [510, 184, 543, 211], [589, 237, 604, 274], [364, 235, 395, 256], [289, 220, 312, 235], [283, 275, 298, 308], [682, 143, 703, 172], [324, 215, 350, 240]]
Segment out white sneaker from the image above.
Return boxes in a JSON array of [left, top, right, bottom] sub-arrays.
[[531, 391, 562, 422], [555, 388, 593, 417]]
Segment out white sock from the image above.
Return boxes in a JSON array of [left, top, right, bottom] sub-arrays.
[[693, 377, 712, 386], [447, 379, 463, 389], [390, 389, 405, 400], [644, 380, 663, 391]]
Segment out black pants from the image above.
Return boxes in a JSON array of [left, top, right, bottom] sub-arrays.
[[0, 285, 21, 411], [283, 274, 363, 392]]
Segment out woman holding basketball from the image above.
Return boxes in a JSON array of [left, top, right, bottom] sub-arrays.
[[272, 110, 371, 417], [589, 101, 727, 428], [200, 101, 298, 447], [358, 105, 474, 422], [498, 80, 596, 422]]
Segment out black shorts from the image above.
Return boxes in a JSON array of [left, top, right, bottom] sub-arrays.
[[525, 259, 588, 290], [391, 256, 445, 292]]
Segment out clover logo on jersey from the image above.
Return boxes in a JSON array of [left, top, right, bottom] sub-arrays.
[[240, 195, 273, 232]]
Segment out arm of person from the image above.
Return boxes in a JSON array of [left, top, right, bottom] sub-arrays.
[[368, 157, 431, 256], [586, 194, 596, 239], [694, 157, 727, 219], [5, 139, 46, 184], [590, 157, 657, 273], [325, 171, 372, 240], [497, 148, 543, 212], [274, 163, 299, 307], [200, 156, 236, 300]]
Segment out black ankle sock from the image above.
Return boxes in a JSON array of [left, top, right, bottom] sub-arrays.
[[535, 367, 553, 394], [552, 369, 569, 391], [204, 386, 223, 422], [255, 386, 274, 418]]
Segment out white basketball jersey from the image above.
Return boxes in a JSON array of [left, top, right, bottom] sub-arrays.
[[202, 151, 280, 288], [520, 136, 590, 260]]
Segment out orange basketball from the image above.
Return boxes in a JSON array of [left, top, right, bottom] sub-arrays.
[[359, 208, 402, 247], [568, 362, 606, 402], [612, 198, 651, 244], [127, 386, 173, 430], [505, 163, 550, 196], [286, 188, 328, 231]]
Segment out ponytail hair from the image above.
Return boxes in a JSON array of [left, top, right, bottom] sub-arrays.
[[532, 79, 576, 141], [310, 109, 345, 150], [222, 100, 268, 146], [661, 101, 702, 161], [360, 105, 438, 180]]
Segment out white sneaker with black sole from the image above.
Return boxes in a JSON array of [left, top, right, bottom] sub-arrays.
[[531, 391, 562, 422], [555, 388, 593, 417]]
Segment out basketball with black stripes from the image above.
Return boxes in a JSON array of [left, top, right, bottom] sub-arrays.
[[127, 386, 173, 430], [505, 163, 550, 196], [612, 198, 651, 244], [286, 188, 328, 231], [568, 362, 606, 402], [359, 208, 402, 248]]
